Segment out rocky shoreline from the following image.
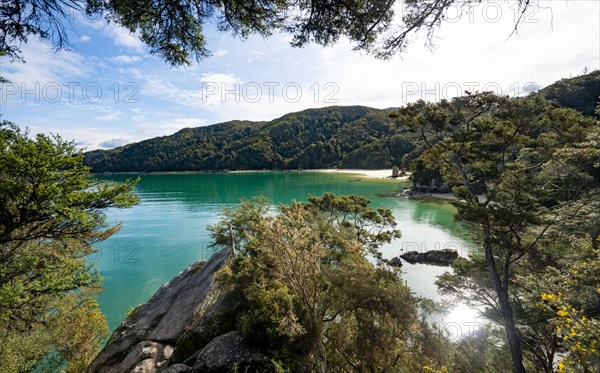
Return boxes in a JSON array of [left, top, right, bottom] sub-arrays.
[[88, 248, 275, 373]]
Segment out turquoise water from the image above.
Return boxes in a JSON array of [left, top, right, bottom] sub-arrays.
[[94, 171, 476, 331]]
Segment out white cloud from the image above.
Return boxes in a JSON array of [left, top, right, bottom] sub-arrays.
[[110, 55, 143, 64], [95, 111, 124, 121], [199, 72, 242, 86], [80, 35, 91, 43], [99, 138, 130, 149], [23, 121, 133, 151], [130, 115, 209, 139], [103, 24, 145, 54], [1, 39, 91, 88], [246, 50, 265, 63], [116, 67, 145, 79], [308, 0, 600, 108], [214, 49, 228, 57]]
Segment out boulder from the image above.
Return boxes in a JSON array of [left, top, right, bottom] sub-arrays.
[[400, 249, 459, 266]]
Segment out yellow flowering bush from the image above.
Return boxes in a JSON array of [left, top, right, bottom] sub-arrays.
[[535, 237, 600, 372]]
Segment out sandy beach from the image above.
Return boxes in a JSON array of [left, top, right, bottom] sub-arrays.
[[227, 169, 410, 180], [303, 169, 409, 180]]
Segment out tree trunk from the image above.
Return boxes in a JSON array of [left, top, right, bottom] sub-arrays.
[[482, 228, 526, 373]]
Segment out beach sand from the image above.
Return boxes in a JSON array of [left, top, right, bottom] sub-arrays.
[[228, 169, 410, 180], [303, 169, 410, 180]]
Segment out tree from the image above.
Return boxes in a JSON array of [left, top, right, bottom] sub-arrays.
[[401, 93, 599, 372], [210, 194, 434, 372], [1, 0, 537, 65], [0, 121, 138, 371]]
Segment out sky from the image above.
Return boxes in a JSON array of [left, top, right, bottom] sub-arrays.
[[0, 0, 599, 150]]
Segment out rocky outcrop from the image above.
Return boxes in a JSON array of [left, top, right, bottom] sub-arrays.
[[88, 248, 275, 373], [413, 178, 451, 193], [187, 331, 274, 372], [400, 249, 459, 266], [170, 290, 241, 363]]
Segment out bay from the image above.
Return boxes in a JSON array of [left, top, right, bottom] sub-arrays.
[[94, 171, 479, 332]]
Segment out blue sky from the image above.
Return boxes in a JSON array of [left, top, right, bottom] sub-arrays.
[[0, 0, 598, 150]]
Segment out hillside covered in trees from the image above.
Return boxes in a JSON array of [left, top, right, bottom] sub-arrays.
[[84, 72, 599, 173], [84, 106, 415, 172]]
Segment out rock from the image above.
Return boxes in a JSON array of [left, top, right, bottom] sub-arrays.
[[162, 364, 191, 373], [189, 331, 275, 373], [131, 359, 157, 373], [400, 249, 459, 266], [88, 248, 233, 373], [141, 344, 159, 360], [413, 177, 450, 193], [162, 346, 174, 361], [171, 290, 242, 363], [110, 341, 166, 373], [383, 256, 403, 267]]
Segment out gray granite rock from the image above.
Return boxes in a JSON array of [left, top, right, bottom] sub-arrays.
[[190, 331, 274, 373]]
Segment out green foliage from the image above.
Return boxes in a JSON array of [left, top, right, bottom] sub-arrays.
[[210, 194, 429, 371], [84, 106, 415, 172], [0, 288, 109, 373], [403, 72, 600, 190], [404, 92, 600, 372], [0, 121, 138, 371]]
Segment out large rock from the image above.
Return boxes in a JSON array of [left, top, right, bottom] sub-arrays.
[[189, 331, 274, 373], [400, 249, 459, 266], [88, 248, 233, 373], [171, 290, 241, 363]]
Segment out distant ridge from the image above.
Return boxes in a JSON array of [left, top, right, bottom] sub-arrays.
[[540, 70, 600, 117], [84, 106, 415, 172]]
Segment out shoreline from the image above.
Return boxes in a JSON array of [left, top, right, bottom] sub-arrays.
[[409, 192, 460, 202], [231, 169, 410, 180], [98, 168, 411, 181]]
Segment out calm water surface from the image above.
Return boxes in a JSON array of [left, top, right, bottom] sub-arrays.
[[95, 172, 479, 331]]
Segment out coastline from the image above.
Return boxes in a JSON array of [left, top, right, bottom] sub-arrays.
[[230, 168, 411, 180], [100, 168, 411, 181]]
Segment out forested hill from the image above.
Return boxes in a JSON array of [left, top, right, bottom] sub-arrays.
[[84, 106, 415, 172], [540, 70, 600, 117]]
